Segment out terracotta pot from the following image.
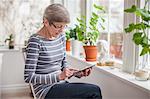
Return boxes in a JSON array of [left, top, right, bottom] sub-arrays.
[[66, 40, 71, 51], [110, 45, 122, 58], [83, 46, 98, 61]]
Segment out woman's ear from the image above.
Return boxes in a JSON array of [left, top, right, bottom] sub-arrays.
[[43, 18, 50, 27]]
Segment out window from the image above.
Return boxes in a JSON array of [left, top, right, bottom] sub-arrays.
[[0, 0, 51, 46], [0, 0, 148, 72], [0, 0, 83, 47], [92, 0, 124, 61]]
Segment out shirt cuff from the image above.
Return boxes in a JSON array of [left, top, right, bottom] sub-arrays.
[[56, 73, 60, 82]]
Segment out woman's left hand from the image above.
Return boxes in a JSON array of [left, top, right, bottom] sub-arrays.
[[82, 67, 92, 76], [75, 67, 92, 78]]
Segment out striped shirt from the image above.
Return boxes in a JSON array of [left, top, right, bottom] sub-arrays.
[[24, 33, 68, 99]]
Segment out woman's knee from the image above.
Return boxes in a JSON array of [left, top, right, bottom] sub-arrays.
[[88, 84, 102, 98]]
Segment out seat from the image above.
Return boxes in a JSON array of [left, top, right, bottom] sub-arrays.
[[22, 47, 37, 99]]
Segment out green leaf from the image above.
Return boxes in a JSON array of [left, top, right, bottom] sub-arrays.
[[124, 5, 136, 13], [92, 12, 98, 18], [100, 17, 105, 22], [132, 32, 143, 45], [93, 4, 105, 12], [142, 35, 148, 45], [135, 22, 147, 30], [65, 31, 70, 40], [140, 46, 149, 56], [124, 23, 135, 33], [136, 8, 150, 21]]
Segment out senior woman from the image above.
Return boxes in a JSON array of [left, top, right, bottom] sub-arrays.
[[24, 4, 102, 99]]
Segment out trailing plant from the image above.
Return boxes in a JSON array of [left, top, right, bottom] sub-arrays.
[[124, 0, 150, 56]]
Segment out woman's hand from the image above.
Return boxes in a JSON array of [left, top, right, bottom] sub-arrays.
[[74, 67, 92, 78], [59, 68, 74, 80], [82, 67, 92, 76]]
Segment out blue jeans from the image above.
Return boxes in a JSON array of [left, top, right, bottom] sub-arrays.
[[45, 81, 102, 99]]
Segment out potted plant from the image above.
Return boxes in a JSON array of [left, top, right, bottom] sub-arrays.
[[77, 4, 105, 61], [68, 25, 84, 57], [124, 0, 150, 78], [5, 34, 15, 49], [65, 30, 71, 51], [124, 0, 150, 56]]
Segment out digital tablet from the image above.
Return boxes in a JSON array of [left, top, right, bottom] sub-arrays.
[[77, 64, 95, 72]]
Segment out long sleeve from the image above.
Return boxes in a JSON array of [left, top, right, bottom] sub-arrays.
[[24, 36, 60, 84], [61, 34, 68, 70]]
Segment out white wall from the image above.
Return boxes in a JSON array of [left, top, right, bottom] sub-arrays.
[[0, 50, 29, 94], [0, 53, 3, 98]]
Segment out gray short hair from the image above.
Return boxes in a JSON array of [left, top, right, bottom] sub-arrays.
[[43, 4, 70, 24]]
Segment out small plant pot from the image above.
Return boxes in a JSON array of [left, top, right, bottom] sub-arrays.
[[9, 41, 14, 49], [83, 46, 98, 61], [66, 40, 71, 51], [72, 40, 81, 57]]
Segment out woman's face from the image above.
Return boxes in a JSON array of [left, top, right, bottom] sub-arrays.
[[48, 22, 67, 37]]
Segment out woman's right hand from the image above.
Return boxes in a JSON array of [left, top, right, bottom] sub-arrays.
[[59, 68, 74, 80]]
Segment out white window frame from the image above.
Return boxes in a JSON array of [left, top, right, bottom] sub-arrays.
[[85, 0, 140, 73], [122, 0, 139, 73]]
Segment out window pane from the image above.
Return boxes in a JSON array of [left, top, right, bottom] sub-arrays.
[[94, 0, 124, 61], [137, 0, 150, 70], [65, 0, 82, 27], [0, 0, 50, 46], [53, 0, 63, 4]]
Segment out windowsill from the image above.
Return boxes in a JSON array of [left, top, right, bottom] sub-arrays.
[[97, 67, 150, 93], [66, 52, 150, 93], [0, 46, 25, 52], [0, 48, 20, 52]]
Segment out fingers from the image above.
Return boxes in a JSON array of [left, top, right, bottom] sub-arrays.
[[74, 71, 84, 78], [69, 68, 79, 72], [62, 67, 93, 79], [84, 68, 92, 76], [59, 68, 74, 80], [87, 68, 92, 76], [64, 68, 74, 78]]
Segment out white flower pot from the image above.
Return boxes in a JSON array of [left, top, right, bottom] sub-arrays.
[[71, 40, 82, 57]]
